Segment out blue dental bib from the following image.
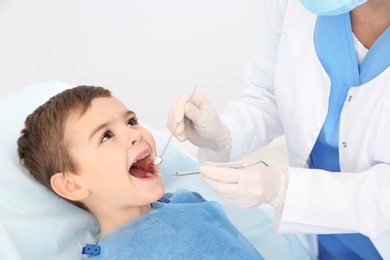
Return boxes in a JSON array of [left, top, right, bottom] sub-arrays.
[[87, 189, 263, 259]]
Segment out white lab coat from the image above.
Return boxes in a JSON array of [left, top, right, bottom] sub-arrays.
[[199, 0, 390, 258]]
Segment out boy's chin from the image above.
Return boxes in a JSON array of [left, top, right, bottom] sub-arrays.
[[153, 185, 165, 201]]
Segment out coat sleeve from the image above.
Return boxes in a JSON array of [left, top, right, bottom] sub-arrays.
[[279, 164, 390, 237], [199, 0, 288, 162]]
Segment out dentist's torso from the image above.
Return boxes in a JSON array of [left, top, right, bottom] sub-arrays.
[[273, 0, 390, 257]]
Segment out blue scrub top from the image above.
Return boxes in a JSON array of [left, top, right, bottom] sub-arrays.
[[311, 12, 389, 260]]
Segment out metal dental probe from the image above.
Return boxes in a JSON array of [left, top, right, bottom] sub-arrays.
[[169, 160, 269, 176]]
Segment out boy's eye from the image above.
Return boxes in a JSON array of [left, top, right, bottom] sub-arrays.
[[127, 117, 138, 127], [101, 131, 113, 143]]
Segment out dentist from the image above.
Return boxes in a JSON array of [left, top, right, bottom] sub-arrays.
[[168, 0, 390, 259]]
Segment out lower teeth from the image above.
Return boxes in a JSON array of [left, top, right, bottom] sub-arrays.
[[146, 172, 153, 178]]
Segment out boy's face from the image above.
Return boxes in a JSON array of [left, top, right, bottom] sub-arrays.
[[64, 96, 164, 213]]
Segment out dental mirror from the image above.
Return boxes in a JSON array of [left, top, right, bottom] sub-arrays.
[[152, 84, 198, 166]]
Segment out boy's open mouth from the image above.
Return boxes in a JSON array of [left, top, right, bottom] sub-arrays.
[[129, 153, 155, 178]]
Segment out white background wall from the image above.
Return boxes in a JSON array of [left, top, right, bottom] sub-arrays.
[[0, 0, 288, 164]]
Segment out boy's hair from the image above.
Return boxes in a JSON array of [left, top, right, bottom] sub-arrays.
[[17, 85, 111, 210]]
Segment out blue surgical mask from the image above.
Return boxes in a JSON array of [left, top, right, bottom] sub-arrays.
[[299, 0, 367, 16]]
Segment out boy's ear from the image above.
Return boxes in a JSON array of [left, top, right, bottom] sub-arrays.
[[51, 172, 90, 201]]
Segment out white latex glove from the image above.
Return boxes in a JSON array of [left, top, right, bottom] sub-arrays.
[[167, 92, 231, 152], [199, 161, 289, 211]]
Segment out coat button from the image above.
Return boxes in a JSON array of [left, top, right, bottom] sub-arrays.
[[342, 141, 347, 148], [348, 95, 352, 101]]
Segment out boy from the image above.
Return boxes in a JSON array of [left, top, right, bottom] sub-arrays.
[[17, 85, 263, 259]]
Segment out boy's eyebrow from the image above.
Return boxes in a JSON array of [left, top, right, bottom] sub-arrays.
[[124, 110, 135, 118], [89, 122, 110, 142], [89, 110, 136, 141]]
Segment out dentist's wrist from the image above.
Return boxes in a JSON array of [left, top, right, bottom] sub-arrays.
[[267, 166, 289, 214], [213, 124, 232, 152]]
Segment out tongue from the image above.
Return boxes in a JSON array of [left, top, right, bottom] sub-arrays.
[[130, 168, 146, 178]]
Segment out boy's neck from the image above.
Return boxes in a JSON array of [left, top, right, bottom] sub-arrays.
[[95, 204, 153, 238]]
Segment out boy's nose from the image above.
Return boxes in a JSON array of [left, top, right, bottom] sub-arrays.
[[126, 127, 142, 147]]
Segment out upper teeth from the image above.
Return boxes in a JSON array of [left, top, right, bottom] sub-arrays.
[[133, 153, 149, 164]]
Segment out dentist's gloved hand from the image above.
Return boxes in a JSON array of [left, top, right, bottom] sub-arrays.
[[167, 92, 231, 152], [199, 161, 289, 212]]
